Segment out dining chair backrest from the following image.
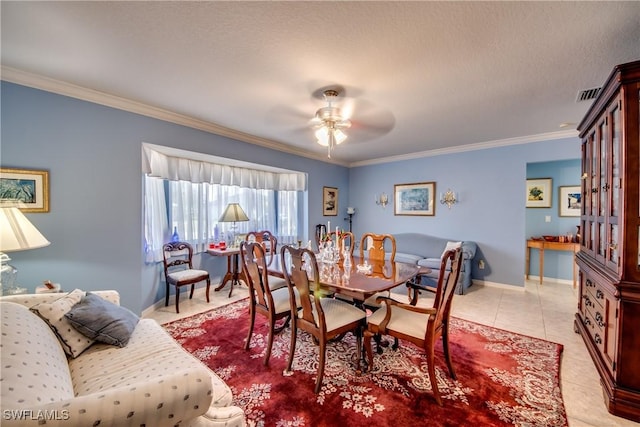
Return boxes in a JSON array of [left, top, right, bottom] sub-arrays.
[[430, 247, 464, 337], [240, 241, 271, 308], [246, 230, 277, 265], [163, 241, 195, 272], [359, 232, 396, 262], [280, 245, 326, 330]]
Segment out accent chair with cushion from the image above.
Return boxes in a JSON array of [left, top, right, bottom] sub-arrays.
[[163, 241, 211, 313]]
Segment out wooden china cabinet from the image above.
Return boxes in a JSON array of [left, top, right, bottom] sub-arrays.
[[574, 59, 640, 421]]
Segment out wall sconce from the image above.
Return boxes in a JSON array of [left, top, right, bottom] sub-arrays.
[[440, 189, 458, 209], [375, 193, 388, 208]]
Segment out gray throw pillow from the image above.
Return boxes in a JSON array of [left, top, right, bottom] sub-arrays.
[[65, 292, 139, 347]]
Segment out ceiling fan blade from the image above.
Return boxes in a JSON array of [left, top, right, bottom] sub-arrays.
[[266, 104, 311, 128], [347, 99, 395, 140]]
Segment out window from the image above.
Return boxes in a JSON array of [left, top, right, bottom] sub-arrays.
[[144, 176, 301, 262]]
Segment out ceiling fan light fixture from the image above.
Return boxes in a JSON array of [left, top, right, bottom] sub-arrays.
[[334, 128, 347, 144], [315, 127, 329, 146], [311, 88, 353, 158]]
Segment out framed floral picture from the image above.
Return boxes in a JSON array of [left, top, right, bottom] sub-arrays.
[[323, 186, 338, 216], [0, 168, 50, 213], [394, 182, 435, 216], [526, 178, 552, 208], [558, 185, 581, 217]]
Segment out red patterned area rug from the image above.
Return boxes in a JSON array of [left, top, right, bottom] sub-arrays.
[[164, 299, 567, 427]]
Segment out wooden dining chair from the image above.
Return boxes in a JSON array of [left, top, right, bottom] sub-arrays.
[[280, 244, 367, 394], [359, 232, 396, 262], [162, 241, 210, 313], [246, 230, 277, 265], [240, 241, 299, 366], [246, 230, 286, 290], [359, 233, 396, 301], [364, 246, 464, 405]]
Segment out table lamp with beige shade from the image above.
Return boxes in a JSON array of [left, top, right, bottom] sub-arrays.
[[218, 203, 249, 247], [0, 202, 50, 295]]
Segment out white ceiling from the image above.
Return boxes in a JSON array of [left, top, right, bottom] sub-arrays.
[[2, 1, 639, 166]]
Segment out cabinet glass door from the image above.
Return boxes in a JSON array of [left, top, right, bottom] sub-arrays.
[[606, 100, 621, 271]]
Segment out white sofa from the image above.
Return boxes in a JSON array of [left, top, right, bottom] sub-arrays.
[[0, 291, 246, 427]]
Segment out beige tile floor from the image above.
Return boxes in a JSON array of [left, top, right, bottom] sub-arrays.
[[146, 279, 640, 427]]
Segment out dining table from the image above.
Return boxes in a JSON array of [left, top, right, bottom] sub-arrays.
[[267, 254, 421, 303]]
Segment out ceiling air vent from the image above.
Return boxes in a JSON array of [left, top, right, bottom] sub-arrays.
[[576, 87, 602, 102]]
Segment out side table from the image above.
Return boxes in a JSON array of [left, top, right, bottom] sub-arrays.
[[207, 247, 248, 297]]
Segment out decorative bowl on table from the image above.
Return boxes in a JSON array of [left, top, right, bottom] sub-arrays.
[[543, 235, 558, 242], [356, 263, 372, 274]]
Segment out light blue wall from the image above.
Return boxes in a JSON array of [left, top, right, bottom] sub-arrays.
[[526, 159, 581, 281], [1, 82, 349, 313], [348, 139, 580, 286]]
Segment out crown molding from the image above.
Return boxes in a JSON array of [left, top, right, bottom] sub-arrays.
[[0, 66, 349, 167], [2, 66, 578, 169], [348, 129, 579, 167]]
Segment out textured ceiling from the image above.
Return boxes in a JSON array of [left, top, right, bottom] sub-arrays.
[[2, 1, 639, 165]]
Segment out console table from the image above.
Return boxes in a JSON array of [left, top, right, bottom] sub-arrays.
[[525, 240, 579, 287]]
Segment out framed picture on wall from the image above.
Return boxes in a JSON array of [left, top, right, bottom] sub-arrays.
[[559, 185, 581, 217], [526, 178, 552, 208], [323, 186, 338, 216], [394, 182, 435, 216], [0, 168, 50, 213]]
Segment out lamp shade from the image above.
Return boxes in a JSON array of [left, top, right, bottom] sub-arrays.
[[0, 207, 50, 252], [218, 203, 249, 223]]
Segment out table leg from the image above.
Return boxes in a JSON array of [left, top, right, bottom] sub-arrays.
[[215, 256, 235, 294], [525, 247, 531, 280], [539, 248, 544, 285]]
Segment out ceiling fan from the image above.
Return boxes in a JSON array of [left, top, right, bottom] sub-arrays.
[[310, 89, 352, 158], [267, 84, 395, 160]]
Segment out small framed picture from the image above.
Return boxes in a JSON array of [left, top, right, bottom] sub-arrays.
[[323, 186, 338, 216], [559, 186, 581, 217], [526, 178, 552, 208], [0, 168, 50, 213], [394, 182, 435, 216]]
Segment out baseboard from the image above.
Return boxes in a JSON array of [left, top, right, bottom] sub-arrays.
[[472, 280, 526, 291], [523, 275, 573, 285]]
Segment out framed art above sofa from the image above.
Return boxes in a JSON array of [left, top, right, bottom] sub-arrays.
[[394, 182, 435, 216]]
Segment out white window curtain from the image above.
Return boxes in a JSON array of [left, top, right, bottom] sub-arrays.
[[144, 176, 169, 263], [168, 180, 277, 253]]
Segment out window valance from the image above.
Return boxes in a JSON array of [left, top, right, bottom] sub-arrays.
[[142, 143, 306, 191]]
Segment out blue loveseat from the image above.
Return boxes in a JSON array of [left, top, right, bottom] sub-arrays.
[[390, 233, 477, 295]]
